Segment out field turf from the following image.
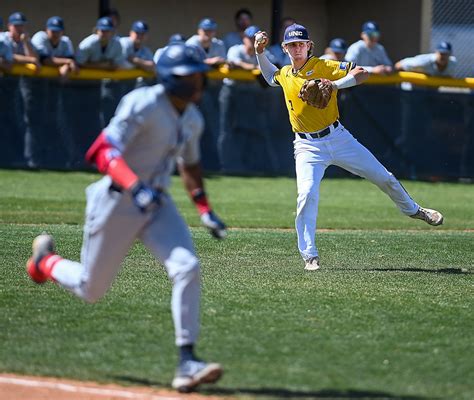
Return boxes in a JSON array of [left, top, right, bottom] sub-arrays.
[[0, 170, 472, 399]]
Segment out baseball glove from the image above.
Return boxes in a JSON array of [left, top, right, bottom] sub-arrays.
[[298, 78, 334, 109]]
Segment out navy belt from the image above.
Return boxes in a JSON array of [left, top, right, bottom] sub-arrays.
[[297, 120, 339, 139]]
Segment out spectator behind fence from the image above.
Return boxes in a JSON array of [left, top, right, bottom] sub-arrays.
[[268, 17, 295, 67], [76, 17, 123, 70], [223, 8, 253, 50], [395, 41, 457, 77], [31, 16, 78, 77], [120, 21, 154, 72], [345, 21, 392, 75], [186, 18, 226, 67], [154, 34, 186, 64], [319, 38, 347, 61], [3, 12, 40, 68], [0, 18, 14, 71]]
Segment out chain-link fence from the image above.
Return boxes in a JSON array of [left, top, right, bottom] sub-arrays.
[[432, 0, 474, 78]]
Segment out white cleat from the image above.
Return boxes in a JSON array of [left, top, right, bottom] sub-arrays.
[[172, 360, 223, 393], [410, 206, 444, 226], [304, 256, 320, 271]]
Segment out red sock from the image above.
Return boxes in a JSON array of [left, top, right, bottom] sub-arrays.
[[38, 254, 63, 280]]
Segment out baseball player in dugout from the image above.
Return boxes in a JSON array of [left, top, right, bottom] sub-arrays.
[[26, 43, 226, 392], [255, 24, 444, 271]]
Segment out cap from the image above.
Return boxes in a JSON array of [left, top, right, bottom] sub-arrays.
[[47, 16, 64, 31], [282, 23, 310, 44], [198, 18, 217, 31], [244, 25, 260, 39], [8, 12, 27, 26], [362, 21, 380, 34], [329, 38, 347, 53], [436, 41, 452, 54], [96, 17, 114, 31], [169, 33, 186, 44], [131, 20, 148, 33]]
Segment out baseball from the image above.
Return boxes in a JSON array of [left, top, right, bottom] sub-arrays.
[[255, 32, 267, 45]]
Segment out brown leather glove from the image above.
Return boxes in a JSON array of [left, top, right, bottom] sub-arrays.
[[298, 78, 334, 109]]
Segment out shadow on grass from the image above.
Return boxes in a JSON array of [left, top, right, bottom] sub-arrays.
[[112, 376, 430, 399], [366, 267, 471, 275], [204, 386, 430, 399]]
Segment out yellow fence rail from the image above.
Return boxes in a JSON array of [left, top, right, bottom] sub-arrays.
[[6, 63, 474, 89]]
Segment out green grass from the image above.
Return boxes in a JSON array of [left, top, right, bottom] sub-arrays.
[[0, 170, 473, 399]]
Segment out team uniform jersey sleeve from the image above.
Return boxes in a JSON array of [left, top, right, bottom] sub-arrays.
[[344, 42, 360, 63], [31, 31, 50, 58], [320, 59, 353, 79], [226, 44, 243, 63], [177, 107, 204, 166], [110, 38, 124, 65], [378, 45, 392, 66], [0, 39, 14, 62], [103, 89, 152, 152], [62, 37, 75, 58], [75, 37, 92, 65], [399, 54, 432, 72]]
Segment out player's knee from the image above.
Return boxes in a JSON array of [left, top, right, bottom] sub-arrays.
[[166, 247, 200, 281], [297, 189, 318, 208], [373, 171, 397, 189]]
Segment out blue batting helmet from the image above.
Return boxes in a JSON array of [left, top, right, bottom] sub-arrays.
[[156, 43, 210, 99]]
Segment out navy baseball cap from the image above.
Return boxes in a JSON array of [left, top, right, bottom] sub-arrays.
[[244, 25, 260, 38], [131, 20, 148, 33], [329, 38, 347, 53], [362, 21, 380, 34], [8, 12, 27, 25], [168, 33, 186, 44], [198, 18, 217, 31], [96, 17, 114, 31], [282, 23, 310, 44], [47, 16, 64, 31], [436, 41, 452, 54]]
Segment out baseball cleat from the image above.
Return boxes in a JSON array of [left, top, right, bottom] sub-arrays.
[[172, 360, 223, 393], [27, 234, 55, 283], [304, 256, 320, 271], [410, 207, 444, 226]]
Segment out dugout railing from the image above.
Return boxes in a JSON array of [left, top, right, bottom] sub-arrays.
[[1, 65, 473, 180]]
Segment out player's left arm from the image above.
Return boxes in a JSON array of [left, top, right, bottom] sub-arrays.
[[331, 63, 369, 89], [178, 162, 227, 239]]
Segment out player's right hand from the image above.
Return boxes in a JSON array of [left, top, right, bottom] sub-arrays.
[[200, 211, 227, 239], [131, 182, 162, 213], [254, 31, 269, 54]]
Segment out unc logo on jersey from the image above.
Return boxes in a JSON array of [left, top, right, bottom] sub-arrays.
[[339, 62, 348, 70], [305, 70, 313, 76]]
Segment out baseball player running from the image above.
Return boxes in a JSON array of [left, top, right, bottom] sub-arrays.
[[26, 43, 226, 392], [254, 24, 444, 271]]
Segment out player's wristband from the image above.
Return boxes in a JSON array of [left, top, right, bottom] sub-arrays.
[[191, 188, 212, 215], [333, 74, 357, 90]]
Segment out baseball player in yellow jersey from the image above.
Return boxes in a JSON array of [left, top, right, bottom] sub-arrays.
[[255, 24, 444, 271]]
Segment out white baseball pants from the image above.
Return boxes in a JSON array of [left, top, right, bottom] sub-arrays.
[[294, 122, 419, 261], [51, 177, 200, 346]]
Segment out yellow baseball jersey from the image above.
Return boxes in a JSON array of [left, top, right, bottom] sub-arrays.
[[273, 56, 353, 133]]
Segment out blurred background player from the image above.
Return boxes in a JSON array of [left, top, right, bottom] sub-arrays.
[[186, 18, 226, 67], [26, 43, 226, 393], [75, 17, 122, 70], [320, 38, 348, 61], [345, 21, 393, 75], [31, 16, 77, 77], [268, 16, 295, 67], [120, 20, 154, 72], [3, 12, 40, 68], [154, 33, 186, 64], [255, 24, 444, 271], [395, 41, 457, 77], [223, 8, 253, 50], [0, 17, 13, 72]]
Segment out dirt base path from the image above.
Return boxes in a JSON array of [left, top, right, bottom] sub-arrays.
[[0, 374, 224, 400]]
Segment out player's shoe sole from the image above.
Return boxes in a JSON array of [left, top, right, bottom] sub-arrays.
[[304, 256, 320, 271], [27, 234, 55, 284], [410, 207, 444, 226], [172, 362, 223, 393]]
